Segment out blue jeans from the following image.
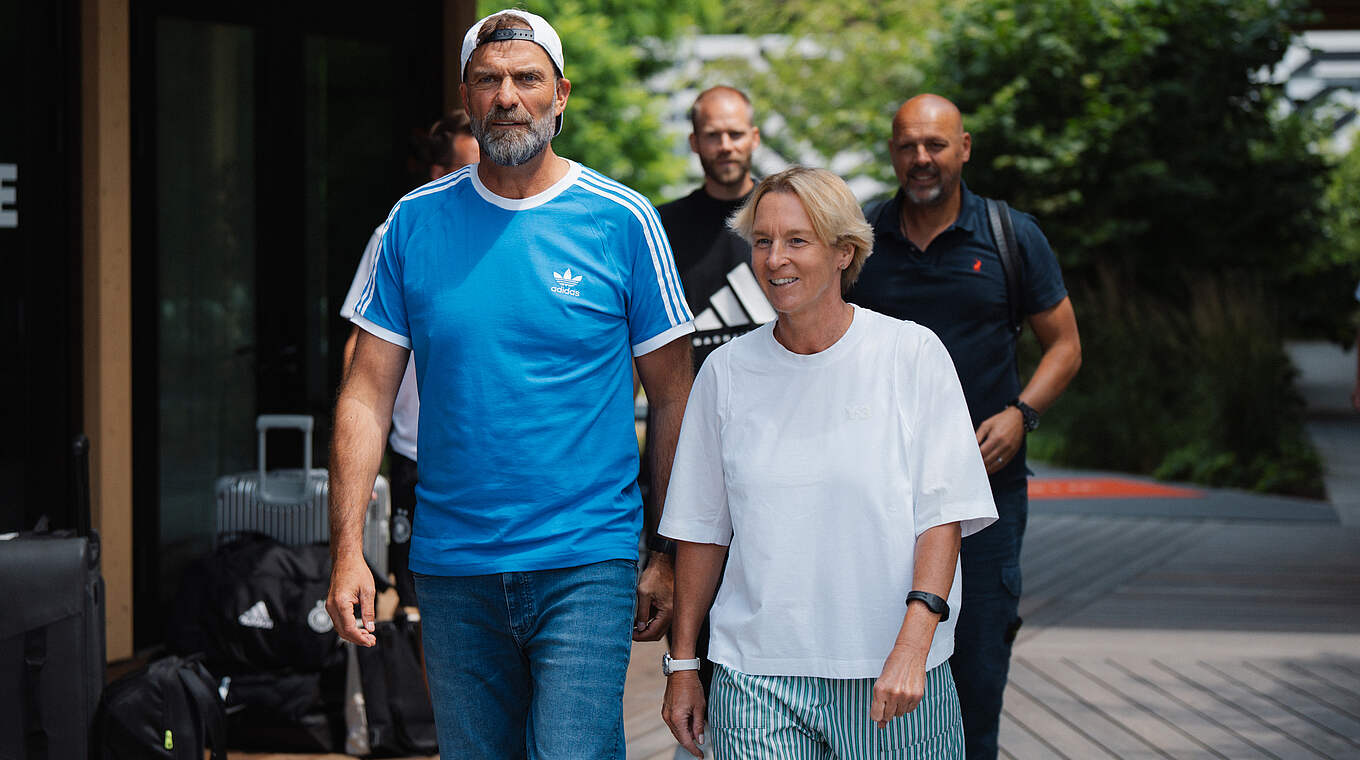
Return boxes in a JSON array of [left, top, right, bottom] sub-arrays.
[[413, 559, 636, 760], [952, 480, 1027, 760]]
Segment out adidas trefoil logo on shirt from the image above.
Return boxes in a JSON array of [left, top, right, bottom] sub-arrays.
[[551, 268, 583, 297], [238, 600, 275, 630]]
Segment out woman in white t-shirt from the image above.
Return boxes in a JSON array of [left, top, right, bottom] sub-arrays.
[[659, 167, 997, 759]]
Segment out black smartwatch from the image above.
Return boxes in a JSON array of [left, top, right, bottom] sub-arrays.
[[906, 590, 950, 622], [1008, 398, 1040, 432], [646, 534, 677, 556]]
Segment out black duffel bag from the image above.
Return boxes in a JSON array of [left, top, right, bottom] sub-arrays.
[[351, 613, 438, 756], [166, 534, 343, 674], [221, 667, 347, 752]]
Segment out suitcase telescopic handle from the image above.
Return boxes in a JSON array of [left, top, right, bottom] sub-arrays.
[[71, 434, 91, 537], [256, 415, 314, 503]]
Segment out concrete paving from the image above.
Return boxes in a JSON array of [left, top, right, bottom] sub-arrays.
[[1289, 339, 1360, 526]]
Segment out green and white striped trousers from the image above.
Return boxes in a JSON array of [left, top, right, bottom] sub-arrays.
[[707, 661, 965, 759]]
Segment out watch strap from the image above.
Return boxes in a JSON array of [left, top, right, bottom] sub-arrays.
[[1008, 398, 1040, 432], [663, 651, 701, 676], [647, 534, 677, 556], [906, 590, 950, 622]]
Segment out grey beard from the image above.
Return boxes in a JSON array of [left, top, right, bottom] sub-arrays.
[[904, 183, 943, 206], [474, 110, 556, 167]]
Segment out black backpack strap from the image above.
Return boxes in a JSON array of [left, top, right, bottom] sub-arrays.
[[986, 198, 1024, 335], [863, 196, 894, 230], [177, 665, 228, 760], [23, 627, 48, 760]]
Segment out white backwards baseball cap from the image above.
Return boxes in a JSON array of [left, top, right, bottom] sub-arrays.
[[460, 10, 565, 80], [460, 10, 566, 136]]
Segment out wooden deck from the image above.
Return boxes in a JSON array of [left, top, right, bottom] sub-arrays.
[[999, 511, 1360, 760], [230, 492, 1360, 759], [625, 501, 1360, 760]]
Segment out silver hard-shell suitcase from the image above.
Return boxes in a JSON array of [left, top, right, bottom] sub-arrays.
[[214, 415, 390, 578]]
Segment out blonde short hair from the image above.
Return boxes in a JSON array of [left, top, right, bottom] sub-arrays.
[[728, 167, 874, 295]]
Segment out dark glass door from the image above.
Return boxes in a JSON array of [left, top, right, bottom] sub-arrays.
[[151, 17, 259, 600], [132, 1, 442, 647]]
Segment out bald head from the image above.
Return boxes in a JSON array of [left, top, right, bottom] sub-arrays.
[[889, 93, 971, 208], [893, 94, 965, 139]]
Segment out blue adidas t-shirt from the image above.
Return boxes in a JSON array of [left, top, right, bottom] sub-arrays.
[[353, 161, 695, 575]]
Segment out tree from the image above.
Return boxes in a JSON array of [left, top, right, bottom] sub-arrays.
[[930, 0, 1332, 306], [697, 0, 949, 189], [929, 0, 1339, 494]]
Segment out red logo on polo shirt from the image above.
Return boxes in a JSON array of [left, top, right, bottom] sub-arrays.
[[972, 259, 982, 271]]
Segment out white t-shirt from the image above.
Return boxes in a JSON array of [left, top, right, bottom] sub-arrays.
[[660, 305, 997, 679], [340, 226, 419, 461]]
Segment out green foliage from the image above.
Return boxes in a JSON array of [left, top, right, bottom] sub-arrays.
[[474, 0, 712, 201], [698, 0, 948, 187], [929, 0, 1335, 496], [930, 0, 1331, 314], [1323, 140, 1360, 268], [1298, 140, 1360, 341], [1028, 272, 1324, 497]]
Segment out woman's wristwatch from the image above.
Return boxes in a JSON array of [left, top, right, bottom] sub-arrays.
[[662, 651, 701, 676], [906, 590, 950, 622]]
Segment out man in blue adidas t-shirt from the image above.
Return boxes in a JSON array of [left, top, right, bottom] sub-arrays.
[[325, 10, 696, 758]]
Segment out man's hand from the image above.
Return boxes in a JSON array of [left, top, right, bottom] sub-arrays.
[[871, 644, 928, 728], [977, 406, 1024, 475], [633, 551, 675, 640], [328, 329, 406, 648], [662, 671, 708, 757], [327, 552, 377, 647]]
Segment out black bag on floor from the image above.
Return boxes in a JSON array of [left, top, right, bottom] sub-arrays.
[[0, 435, 105, 760], [351, 613, 438, 756], [165, 533, 343, 674], [91, 654, 227, 759], [221, 667, 346, 752]]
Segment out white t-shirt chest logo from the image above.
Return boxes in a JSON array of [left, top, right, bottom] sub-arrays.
[[845, 404, 872, 420], [551, 268, 583, 297]]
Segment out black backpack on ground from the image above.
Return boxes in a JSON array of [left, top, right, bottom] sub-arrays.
[[165, 533, 343, 674], [91, 654, 227, 759]]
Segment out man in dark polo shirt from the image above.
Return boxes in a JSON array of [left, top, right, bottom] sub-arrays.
[[849, 93, 1082, 760], [641, 86, 772, 703]]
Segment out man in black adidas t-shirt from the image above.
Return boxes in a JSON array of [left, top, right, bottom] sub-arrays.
[[643, 87, 772, 701], [659, 86, 774, 370]]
